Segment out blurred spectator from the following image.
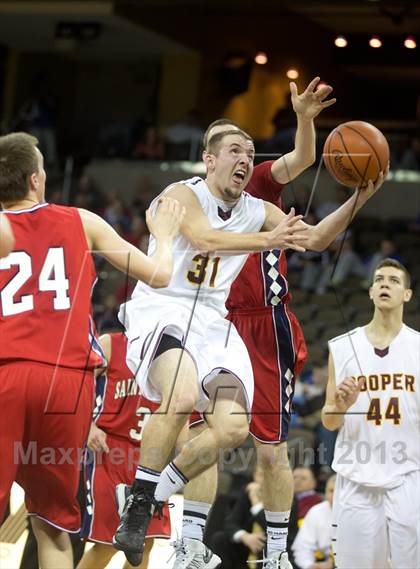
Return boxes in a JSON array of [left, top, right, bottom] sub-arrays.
[[400, 136, 420, 170], [293, 365, 337, 468], [408, 213, 420, 234], [103, 195, 131, 232], [362, 238, 403, 288], [263, 103, 296, 157], [132, 125, 165, 160], [16, 84, 57, 166], [96, 293, 120, 331], [292, 475, 336, 569], [314, 234, 365, 293], [165, 110, 204, 160], [293, 467, 323, 526], [210, 466, 266, 568], [132, 174, 157, 213], [288, 184, 312, 215], [315, 187, 350, 220], [72, 175, 104, 212], [96, 120, 132, 157], [123, 214, 148, 251]]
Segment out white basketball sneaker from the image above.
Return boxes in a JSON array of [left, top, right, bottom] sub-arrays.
[[171, 537, 221, 568], [262, 550, 293, 569]]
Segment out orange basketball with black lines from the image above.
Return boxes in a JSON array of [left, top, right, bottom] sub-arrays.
[[323, 121, 390, 188]]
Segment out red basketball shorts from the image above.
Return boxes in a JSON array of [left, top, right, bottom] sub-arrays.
[[81, 434, 171, 544], [228, 304, 307, 443], [0, 361, 94, 531]]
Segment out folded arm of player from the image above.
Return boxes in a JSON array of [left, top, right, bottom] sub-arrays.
[[79, 197, 184, 288], [165, 184, 307, 254], [271, 77, 336, 184], [263, 168, 387, 251], [321, 353, 366, 431], [0, 213, 15, 258]]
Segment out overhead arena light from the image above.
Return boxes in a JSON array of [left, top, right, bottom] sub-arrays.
[[286, 68, 299, 79], [404, 35, 417, 49], [369, 35, 382, 48], [254, 52, 268, 65], [334, 35, 348, 47]]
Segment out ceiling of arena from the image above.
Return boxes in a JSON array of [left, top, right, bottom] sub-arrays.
[[0, 0, 419, 58]]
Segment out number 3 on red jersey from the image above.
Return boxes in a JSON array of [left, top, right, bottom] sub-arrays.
[[0, 247, 70, 316]]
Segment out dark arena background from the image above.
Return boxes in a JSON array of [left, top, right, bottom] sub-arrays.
[[0, 1, 419, 568]]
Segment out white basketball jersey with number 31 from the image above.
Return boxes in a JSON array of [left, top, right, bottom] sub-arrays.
[[132, 176, 266, 316], [329, 325, 420, 488]]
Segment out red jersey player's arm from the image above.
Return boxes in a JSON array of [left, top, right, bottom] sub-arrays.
[[271, 77, 336, 184], [270, 114, 316, 185], [263, 170, 387, 251], [89, 332, 112, 453], [79, 198, 183, 288], [94, 333, 112, 378], [0, 214, 14, 258], [165, 184, 306, 253]]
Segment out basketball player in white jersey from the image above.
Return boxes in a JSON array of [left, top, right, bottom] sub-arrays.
[[114, 129, 386, 567], [322, 258, 420, 569]]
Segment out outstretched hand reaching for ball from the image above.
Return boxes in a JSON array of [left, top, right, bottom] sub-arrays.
[[290, 76, 337, 120], [358, 163, 390, 198]]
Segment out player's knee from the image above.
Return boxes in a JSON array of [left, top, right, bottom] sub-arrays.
[[170, 393, 198, 417], [257, 441, 289, 471], [219, 422, 249, 449]]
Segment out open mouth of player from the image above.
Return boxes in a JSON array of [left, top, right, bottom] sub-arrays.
[[232, 170, 246, 185], [379, 292, 391, 300]]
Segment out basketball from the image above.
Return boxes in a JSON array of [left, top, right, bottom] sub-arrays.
[[323, 121, 390, 188]]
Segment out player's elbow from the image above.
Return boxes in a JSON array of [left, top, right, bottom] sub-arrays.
[[307, 231, 326, 252], [189, 235, 215, 254], [149, 268, 172, 288]]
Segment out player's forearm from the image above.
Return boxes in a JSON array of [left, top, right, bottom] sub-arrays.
[[310, 190, 367, 251], [147, 237, 174, 287], [102, 239, 172, 288], [272, 116, 315, 184], [192, 229, 271, 254], [0, 214, 14, 258], [321, 404, 344, 431], [295, 114, 316, 168]]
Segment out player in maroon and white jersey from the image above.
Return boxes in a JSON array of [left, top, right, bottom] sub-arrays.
[[78, 332, 171, 569], [179, 78, 335, 568], [0, 132, 183, 569]]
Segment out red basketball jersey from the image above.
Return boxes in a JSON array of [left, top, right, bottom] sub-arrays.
[[95, 333, 158, 443], [0, 203, 103, 370], [226, 161, 290, 310]]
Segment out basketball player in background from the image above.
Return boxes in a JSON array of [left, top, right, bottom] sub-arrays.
[[0, 132, 183, 569], [77, 332, 171, 569], [174, 77, 337, 569], [113, 127, 387, 568], [322, 259, 420, 569]]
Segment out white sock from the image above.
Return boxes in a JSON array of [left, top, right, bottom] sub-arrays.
[[265, 510, 290, 555], [154, 462, 189, 502], [134, 465, 160, 488], [182, 500, 212, 541]]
